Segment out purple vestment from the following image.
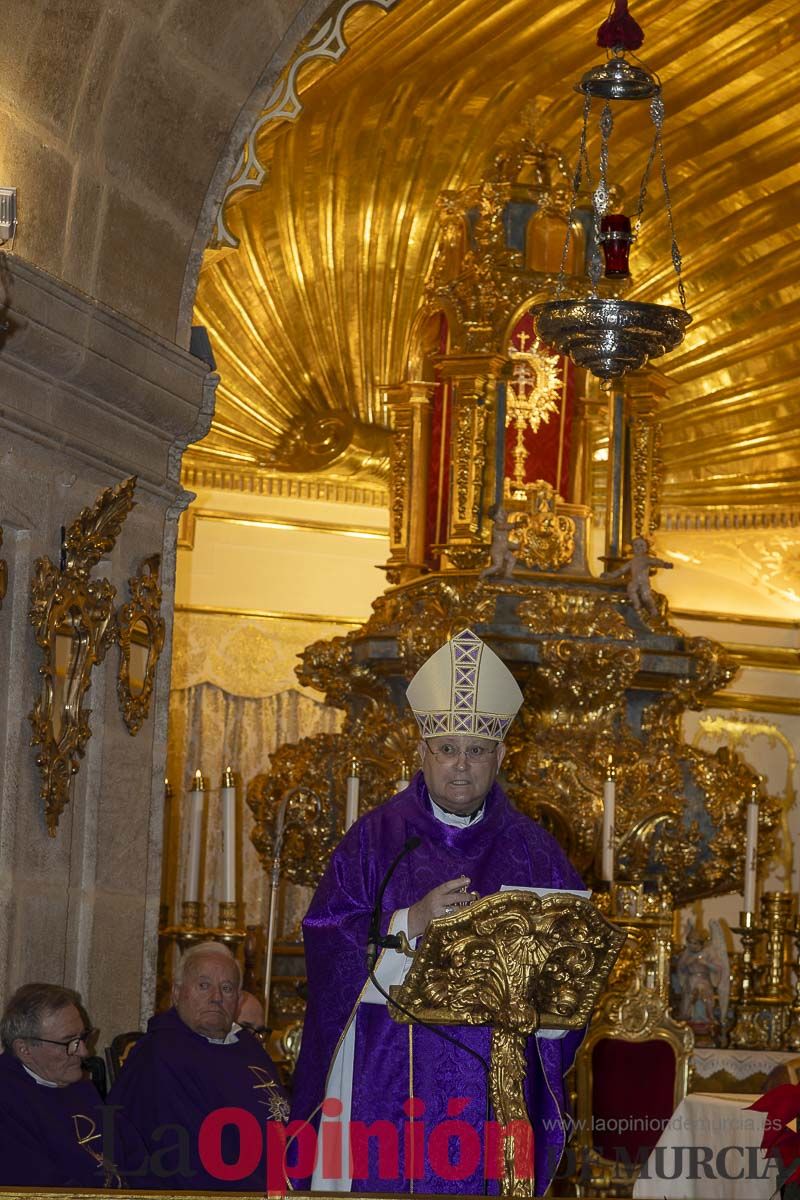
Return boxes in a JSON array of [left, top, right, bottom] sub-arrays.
[[0, 1051, 136, 1186], [106, 1007, 288, 1190], [291, 773, 585, 1195]]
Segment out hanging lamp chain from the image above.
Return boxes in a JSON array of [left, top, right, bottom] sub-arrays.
[[650, 93, 687, 309], [555, 93, 592, 299]]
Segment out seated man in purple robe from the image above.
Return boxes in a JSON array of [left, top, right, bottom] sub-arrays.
[[0, 982, 136, 1186], [107, 940, 288, 1191], [290, 628, 586, 1196]]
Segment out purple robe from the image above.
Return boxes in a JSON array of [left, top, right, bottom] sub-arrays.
[[0, 1051, 136, 1186], [106, 1007, 288, 1190], [291, 774, 585, 1195]]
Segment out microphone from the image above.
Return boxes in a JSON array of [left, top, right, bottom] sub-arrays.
[[366, 836, 421, 971], [364, 842, 492, 1194]]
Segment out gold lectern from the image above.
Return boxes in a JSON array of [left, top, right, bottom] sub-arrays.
[[390, 889, 625, 1197]]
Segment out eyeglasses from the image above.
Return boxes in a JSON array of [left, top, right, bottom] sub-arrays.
[[424, 741, 498, 762], [24, 1027, 97, 1056]]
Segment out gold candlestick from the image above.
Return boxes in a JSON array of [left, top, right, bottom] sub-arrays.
[[785, 915, 800, 1051], [760, 891, 794, 1001], [212, 900, 246, 953], [218, 900, 239, 930], [728, 911, 766, 1048], [181, 899, 202, 929]]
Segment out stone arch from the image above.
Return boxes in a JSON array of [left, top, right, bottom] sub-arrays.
[[0, 0, 341, 344], [177, 0, 405, 346]]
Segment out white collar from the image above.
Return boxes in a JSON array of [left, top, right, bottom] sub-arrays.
[[430, 797, 485, 827], [205, 1024, 240, 1045], [22, 1064, 58, 1088]]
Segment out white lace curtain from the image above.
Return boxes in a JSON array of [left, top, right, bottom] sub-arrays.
[[165, 682, 341, 933]]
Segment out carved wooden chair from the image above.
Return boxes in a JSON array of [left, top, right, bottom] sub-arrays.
[[571, 1005, 694, 1197], [104, 1030, 145, 1086]]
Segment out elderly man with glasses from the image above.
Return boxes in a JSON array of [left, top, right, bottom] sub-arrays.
[[291, 628, 585, 1197], [0, 982, 136, 1185]]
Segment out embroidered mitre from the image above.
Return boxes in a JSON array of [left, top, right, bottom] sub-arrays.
[[406, 628, 523, 741]]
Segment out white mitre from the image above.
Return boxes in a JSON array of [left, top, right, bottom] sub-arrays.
[[406, 628, 523, 741]]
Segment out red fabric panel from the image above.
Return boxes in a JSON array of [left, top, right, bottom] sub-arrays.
[[504, 311, 573, 495], [590, 1037, 677, 1162]]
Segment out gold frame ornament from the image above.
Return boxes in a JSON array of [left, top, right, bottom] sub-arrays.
[[29, 477, 137, 834], [115, 554, 165, 735]]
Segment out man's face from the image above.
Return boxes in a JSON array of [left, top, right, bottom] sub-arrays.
[[173, 954, 240, 1038], [15, 1003, 87, 1087], [419, 736, 505, 815]]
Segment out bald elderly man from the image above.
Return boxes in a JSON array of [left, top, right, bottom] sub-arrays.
[[108, 942, 287, 1190]]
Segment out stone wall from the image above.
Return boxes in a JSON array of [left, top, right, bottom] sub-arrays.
[[0, 0, 341, 1047], [0, 0, 330, 343], [0, 254, 214, 1040]]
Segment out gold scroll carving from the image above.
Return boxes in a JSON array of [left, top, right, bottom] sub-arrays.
[[29, 476, 137, 834], [391, 889, 625, 1197], [511, 480, 576, 571], [115, 554, 165, 735]]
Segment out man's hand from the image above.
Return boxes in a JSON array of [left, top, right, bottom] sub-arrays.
[[408, 876, 474, 940]]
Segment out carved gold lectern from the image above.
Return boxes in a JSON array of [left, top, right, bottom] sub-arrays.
[[390, 889, 626, 1197]]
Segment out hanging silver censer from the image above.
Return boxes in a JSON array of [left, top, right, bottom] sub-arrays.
[[533, 0, 691, 380]]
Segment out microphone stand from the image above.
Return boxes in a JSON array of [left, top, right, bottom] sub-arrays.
[[263, 784, 322, 1026], [365, 836, 492, 1193]]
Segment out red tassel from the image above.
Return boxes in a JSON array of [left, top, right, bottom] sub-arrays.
[[596, 0, 645, 51]]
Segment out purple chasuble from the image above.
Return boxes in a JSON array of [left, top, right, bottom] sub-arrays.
[[106, 1006, 288, 1190], [0, 1051, 135, 1186], [291, 773, 585, 1195]]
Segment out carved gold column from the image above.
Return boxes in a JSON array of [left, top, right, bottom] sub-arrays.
[[437, 353, 504, 570], [627, 368, 669, 539], [384, 385, 413, 580], [408, 381, 433, 567], [384, 382, 434, 579], [567, 374, 605, 509], [603, 384, 630, 570]]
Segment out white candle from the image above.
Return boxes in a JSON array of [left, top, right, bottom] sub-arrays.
[[185, 769, 205, 904], [395, 762, 410, 793], [345, 760, 360, 831], [743, 797, 759, 914], [601, 762, 616, 883], [220, 766, 237, 903]]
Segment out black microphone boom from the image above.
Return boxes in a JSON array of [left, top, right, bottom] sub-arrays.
[[365, 836, 421, 972]]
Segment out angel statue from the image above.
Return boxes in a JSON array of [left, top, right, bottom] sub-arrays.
[[480, 504, 519, 579], [675, 920, 730, 1040], [603, 535, 673, 618]]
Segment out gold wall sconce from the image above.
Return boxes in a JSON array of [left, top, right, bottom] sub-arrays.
[[28, 476, 137, 834], [115, 554, 165, 735]]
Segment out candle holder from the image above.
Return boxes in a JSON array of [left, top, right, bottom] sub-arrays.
[[217, 900, 240, 930], [728, 911, 767, 1049], [212, 900, 247, 953], [760, 891, 794, 1001], [783, 915, 800, 1051], [180, 900, 202, 929], [160, 899, 247, 961]]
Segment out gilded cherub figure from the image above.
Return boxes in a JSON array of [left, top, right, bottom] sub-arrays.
[[480, 504, 519, 579], [604, 535, 673, 617]]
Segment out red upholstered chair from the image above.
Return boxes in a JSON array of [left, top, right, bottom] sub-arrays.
[[571, 1010, 693, 1196]]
